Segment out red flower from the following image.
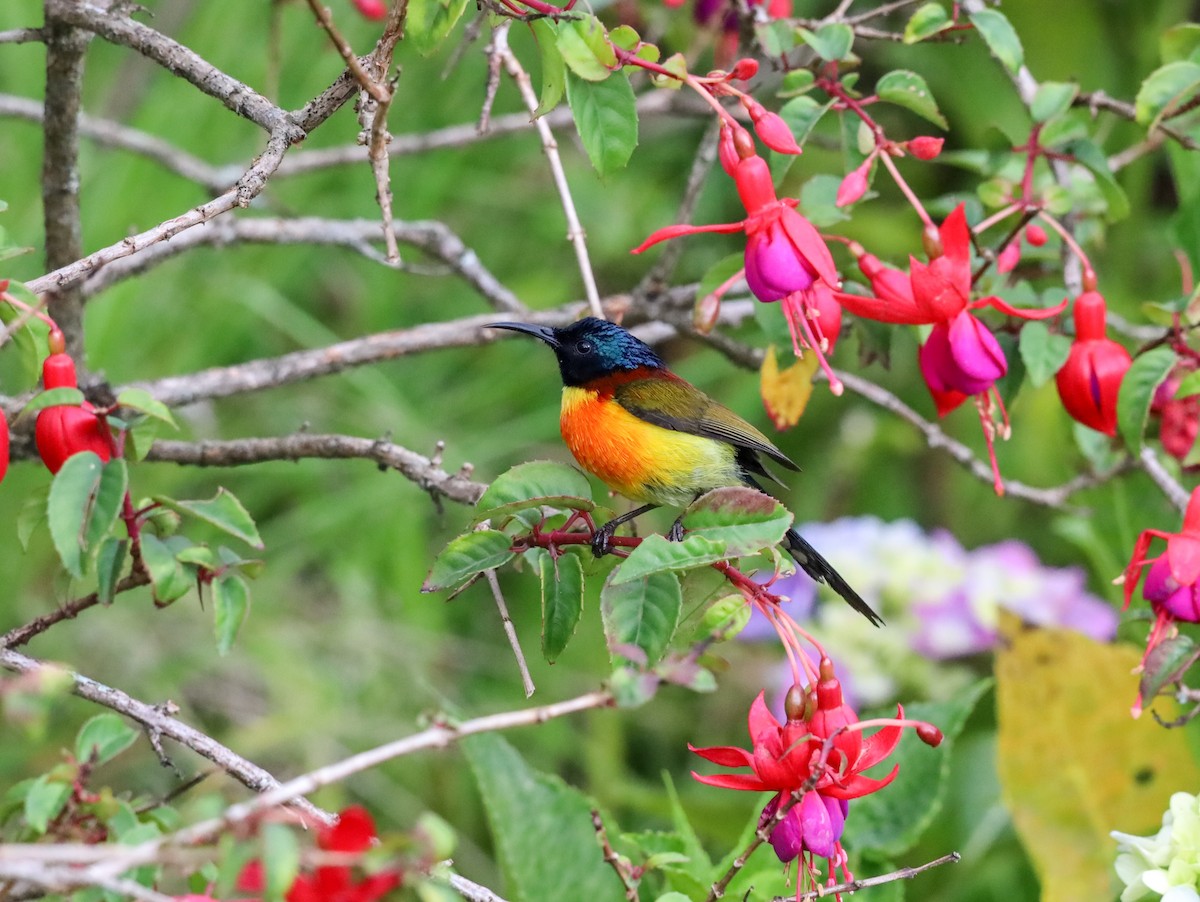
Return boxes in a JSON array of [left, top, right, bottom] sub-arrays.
[[34, 338, 113, 474], [634, 126, 846, 392], [1152, 367, 1200, 461], [1054, 291, 1131, 436], [1122, 486, 1200, 715], [351, 0, 388, 19], [0, 407, 8, 487], [836, 206, 1067, 493]]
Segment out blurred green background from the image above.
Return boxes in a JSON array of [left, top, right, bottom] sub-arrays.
[[2, 0, 1198, 898]]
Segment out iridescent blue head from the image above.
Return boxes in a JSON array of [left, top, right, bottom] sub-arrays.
[[489, 317, 666, 387]]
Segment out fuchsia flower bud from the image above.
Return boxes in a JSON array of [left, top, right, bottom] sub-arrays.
[[1025, 223, 1047, 246], [0, 407, 8, 487], [351, 0, 388, 18], [835, 160, 870, 207], [730, 58, 758, 81], [1054, 291, 1131, 436], [744, 99, 802, 155], [906, 136, 944, 160], [995, 241, 1021, 274], [35, 332, 113, 474], [717, 124, 741, 178]]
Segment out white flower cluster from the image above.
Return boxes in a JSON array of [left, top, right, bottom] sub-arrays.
[[1114, 791, 1200, 901]]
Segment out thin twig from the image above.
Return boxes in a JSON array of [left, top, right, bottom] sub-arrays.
[[792, 851, 961, 900], [495, 23, 606, 320], [592, 809, 638, 900], [1139, 445, 1191, 513], [1, 572, 151, 650], [485, 569, 536, 697]]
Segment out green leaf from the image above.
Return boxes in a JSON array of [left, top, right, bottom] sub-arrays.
[[1162, 23, 1200, 64], [95, 537, 128, 605], [423, 529, 515, 592], [1017, 322, 1072, 388], [755, 20, 797, 58], [779, 69, 814, 97], [556, 16, 617, 82], [1136, 61, 1200, 128], [1140, 635, 1198, 704], [682, 487, 793, 554], [1030, 81, 1078, 123], [262, 823, 302, 902], [75, 713, 138, 766], [1176, 368, 1200, 398], [800, 173, 851, 227], [1117, 347, 1177, 451], [968, 8, 1024, 75], [613, 533, 731, 583], [841, 679, 991, 856], [214, 573, 250, 655], [876, 69, 948, 129], [115, 388, 177, 429], [0, 282, 48, 389], [24, 774, 70, 834], [139, 533, 193, 604], [777, 96, 833, 147], [1062, 138, 1130, 221], [154, 488, 263, 549], [17, 485, 50, 551], [48, 453, 126, 579], [566, 69, 638, 177], [530, 19, 567, 117], [462, 733, 624, 902], [696, 254, 744, 308], [608, 24, 640, 51], [475, 460, 595, 522], [539, 551, 584, 664], [20, 386, 85, 420], [904, 2, 951, 43], [407, 0, 471, 56], [797, 23, 853, 62], [600, 569, 681, 665], [128, 417, 162, 462], [649, 52, 688, 90]]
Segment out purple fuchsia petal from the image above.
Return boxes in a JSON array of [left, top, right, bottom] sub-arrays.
[[744, 222, 816, 302], [945, 311, 1007, 388]]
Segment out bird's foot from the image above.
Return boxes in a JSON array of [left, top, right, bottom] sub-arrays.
[[667, 517, 685, 542], [591, 523, 616, 558]]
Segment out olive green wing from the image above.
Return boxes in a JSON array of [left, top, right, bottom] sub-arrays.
[[614, 376, 800, 472]]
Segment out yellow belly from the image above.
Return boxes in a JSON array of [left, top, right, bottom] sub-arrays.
[[560, 387, 741, 507]]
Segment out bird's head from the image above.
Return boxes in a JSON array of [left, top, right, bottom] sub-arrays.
[[488, 317, 666, 387]]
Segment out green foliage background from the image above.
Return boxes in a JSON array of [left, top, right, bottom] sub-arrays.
[[2, 0, 1198, 898]]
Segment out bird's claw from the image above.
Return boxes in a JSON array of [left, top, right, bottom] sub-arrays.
[[591, 525, 615, 558], [667, 518, 685, 542]]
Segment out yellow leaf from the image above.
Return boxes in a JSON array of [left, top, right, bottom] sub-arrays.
[[995, 612, 1200, 902], [759, 345, 817, 430]]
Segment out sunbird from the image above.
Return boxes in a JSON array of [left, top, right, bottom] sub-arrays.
[[488, 317, 883, 627]]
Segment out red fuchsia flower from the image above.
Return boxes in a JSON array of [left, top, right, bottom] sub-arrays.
[[1122, 487, 1200, 716], [1054, 291, 1131, 436], [836, 205, 1067, 494], [689, 659, 940, 892], [635, 125, 847, 393], [1152, 366, 1200, 462], [237, 806, 401, 902], [34, 332, 113, 474], [0, 407, 8, 487]]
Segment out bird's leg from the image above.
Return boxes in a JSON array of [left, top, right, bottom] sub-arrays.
[[592, 503, 658, 557], [667, 517, 685, 542]]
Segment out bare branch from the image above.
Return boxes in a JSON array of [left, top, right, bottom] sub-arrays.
[[792, 851, 961, 900], [0, 28, 43, 44], [1, 572, 150, 650], [485, 569, 535, 697], [146, 433, 487, 507], [0, 647, 334, 826], [1139, 445, 1191, 513]]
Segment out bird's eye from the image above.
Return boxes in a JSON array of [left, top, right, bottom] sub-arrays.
[[575, 340, 593, 355]]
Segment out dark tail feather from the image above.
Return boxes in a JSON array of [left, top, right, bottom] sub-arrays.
[[784, 527, 884, 627]]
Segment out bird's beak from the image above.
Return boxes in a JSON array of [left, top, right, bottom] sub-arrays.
[[488, 322, 561, 349]]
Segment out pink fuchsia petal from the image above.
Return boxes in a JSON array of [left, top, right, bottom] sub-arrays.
[[996, 242, 1021, 274], [745, 221, 817, 302], [687, 742, 756, 768], [1144, 554, 1200, 622], [1185, 486, 1200, 534], [352, 0, 388, 18], [796, 791, 839, 858], [760, 795, 803, 862], [778, 206, 840, 288], [1168, 533, 1200, 587], [631, 219, 747, 254], [947, 311, 1007, 386], [690, 771, 771, 791]]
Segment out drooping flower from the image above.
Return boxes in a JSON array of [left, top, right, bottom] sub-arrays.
[[634, 125, 846, 392], [1113, 791, 1200, 902], [1055, 291, 1132, 436], [34, 333, 113, 474], [1152, 367, 1200, 462], [836, 206, 1067, 493], [1122, 486, 1200, 715]]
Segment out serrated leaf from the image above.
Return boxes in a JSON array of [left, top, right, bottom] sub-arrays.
[[1018, 321, 1072, 388], [1140, 634, 1198, 703], [213, 573, 250, 655], [904, 2, 951, 43], [262, 823, 301, 902], [601, 569, 681, 665], [556, 16, 616, 82], [407, 0, 471, 56], [876, 69, 947, 129], [154, 488, 263, 548], [613, 534, 731, 584], [1030, 81, 1078, 123], [1117, 347, 1177, 451], [566, 69, 638, 176], [139, 533, 193, 604], [48, 453, 125, 579], [841, 679, 991, 856], [75, 713, 138, 766], [798, 23, 853, 61], [475, 460, 595, 522], [530, 19, 567, 117], [968, 8, 1024, 75], [115, 388, 177, 429], [20, 386, 85, 420], [95, 537, 128, 605], [539, 551, 584, 663], [24, 774, 70, 834], [423, 530, 515, 592], [680, 487, 792, 551], [1135, 61, 1200, 128], [462, 733, 623, 902]]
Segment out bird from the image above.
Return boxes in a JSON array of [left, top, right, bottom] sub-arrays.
[[487, 317, 883, 627]]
